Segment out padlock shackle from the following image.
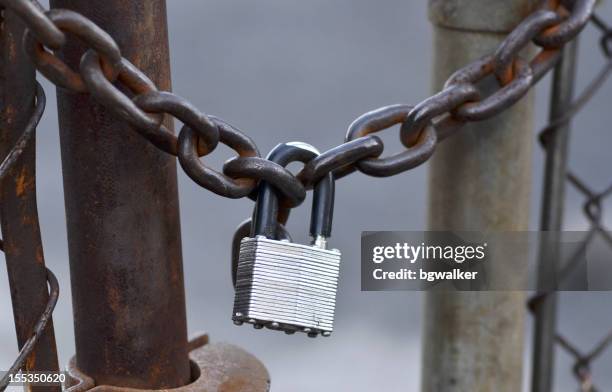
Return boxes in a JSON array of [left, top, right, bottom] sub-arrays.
[[310, 172, 335, 239], [252, 142, 335, 240]]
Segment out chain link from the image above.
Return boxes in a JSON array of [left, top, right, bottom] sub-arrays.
[[345, 104, 438, 177], [23, 9, 121, 92], [179, 116, 262, 199]]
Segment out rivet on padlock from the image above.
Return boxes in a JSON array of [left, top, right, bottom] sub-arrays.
[[232, 142, 341, 337]]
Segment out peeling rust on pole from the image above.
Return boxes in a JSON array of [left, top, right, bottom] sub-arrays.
[[0, 6, 60, 391], [49, 0, 191, 388]]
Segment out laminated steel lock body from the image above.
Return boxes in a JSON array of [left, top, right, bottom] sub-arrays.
[[233, 142, 341, 337]]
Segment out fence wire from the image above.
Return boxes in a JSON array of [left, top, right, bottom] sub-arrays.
[[0, 84, 59, 391], [531, 12, 612, 392]]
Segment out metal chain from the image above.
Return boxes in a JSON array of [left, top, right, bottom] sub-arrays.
[[0, 0, 598, 207], [528, 13, 612, 391]]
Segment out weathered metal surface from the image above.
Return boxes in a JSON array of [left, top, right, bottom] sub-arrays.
[[64, 337, 270, 392], [422, 1, 535, 391], [0, 6, 60, 391], [49, 0, 190, 388], [231, 219, 291, 287], [429, 0, 540, 32]]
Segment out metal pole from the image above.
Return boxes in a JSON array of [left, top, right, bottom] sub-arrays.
[[0, 6, 60, 390], [531, 39, 578, 392], [49, 0, 191, 388], [423, 1, 536, 391]]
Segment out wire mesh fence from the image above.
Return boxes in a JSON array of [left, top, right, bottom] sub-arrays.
[[530, 12, 612, 392]]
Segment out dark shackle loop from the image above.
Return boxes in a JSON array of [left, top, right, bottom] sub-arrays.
[[346, 104, 437, 177], [178, 116, 260, 198], [309, 169, 335, 240], [133, 91, 220, 154], [250, 142, 335, 240], [23, 9, 122, 92]]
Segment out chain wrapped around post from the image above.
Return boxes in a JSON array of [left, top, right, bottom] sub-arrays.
[[0, 0, 597, 206]]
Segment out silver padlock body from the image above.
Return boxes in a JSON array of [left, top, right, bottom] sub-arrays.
[[233, 236, 341, 336]]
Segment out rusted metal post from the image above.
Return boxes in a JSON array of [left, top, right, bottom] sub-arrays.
[[0, 5, 60, 390], [423, 0, 536, 390], [531, 39, 578, 392], [49, 0, 191, 388]]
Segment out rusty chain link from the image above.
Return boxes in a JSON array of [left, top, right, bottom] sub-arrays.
[[0, 0, 597, 205]]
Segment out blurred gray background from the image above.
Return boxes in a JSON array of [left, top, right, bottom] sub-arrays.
[[2, 1, 612, 391]]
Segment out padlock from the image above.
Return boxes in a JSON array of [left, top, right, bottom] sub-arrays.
[[232, 142, 341, 337]]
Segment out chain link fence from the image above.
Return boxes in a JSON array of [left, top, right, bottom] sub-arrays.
[[530, 11, 612, 392]]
